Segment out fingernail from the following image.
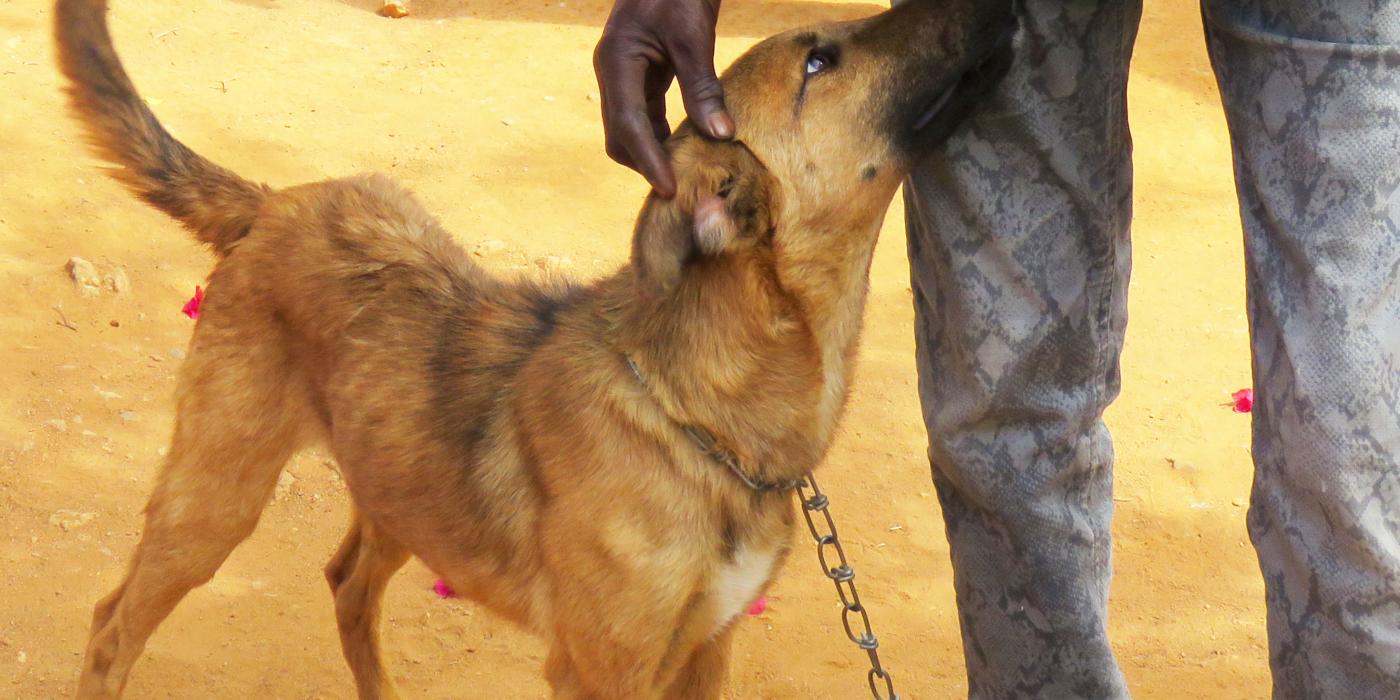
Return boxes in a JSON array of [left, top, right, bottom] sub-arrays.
[[708, 113, 734, 139]]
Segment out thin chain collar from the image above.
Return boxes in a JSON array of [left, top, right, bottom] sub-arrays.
[[623, 355, 803, 493]]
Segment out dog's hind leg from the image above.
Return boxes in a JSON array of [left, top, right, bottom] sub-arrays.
[[325, 514, 409, 700], [76, 315, 310, 699]]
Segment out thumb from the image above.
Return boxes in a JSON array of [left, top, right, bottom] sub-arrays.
[[674, 58, 733, 141]]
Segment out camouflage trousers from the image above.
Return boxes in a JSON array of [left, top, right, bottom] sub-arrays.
[[904, 1, 1400, 698]]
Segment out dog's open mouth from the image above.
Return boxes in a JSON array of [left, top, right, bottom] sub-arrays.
[[907, 25, 1016, 139]]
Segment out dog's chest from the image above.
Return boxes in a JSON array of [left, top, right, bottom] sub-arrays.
[[710, 544, 779, 633]]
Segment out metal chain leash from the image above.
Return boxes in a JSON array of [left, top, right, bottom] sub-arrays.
[[621, 354, 895, 695], [797, 474, 898, 700]]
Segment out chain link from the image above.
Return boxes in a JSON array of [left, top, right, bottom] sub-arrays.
[[797, 474, 898, 700]]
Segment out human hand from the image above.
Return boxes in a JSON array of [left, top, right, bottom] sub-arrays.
[[593, 0, 734, 198]]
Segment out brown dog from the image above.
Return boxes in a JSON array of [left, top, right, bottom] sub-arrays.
[[55, 0, 1013, 697]]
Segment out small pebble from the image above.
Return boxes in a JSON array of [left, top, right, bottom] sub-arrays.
[[66, 257, 101, 296], [534, 255, 574, 273], [378, 1, 409, 18], [104, 269, 131, 294], [48, 510, 97, 531], [473, 240, 508, 257], [274, 470, 297, 501]]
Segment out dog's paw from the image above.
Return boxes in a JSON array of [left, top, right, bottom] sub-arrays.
[[378, 1, 409, 18]]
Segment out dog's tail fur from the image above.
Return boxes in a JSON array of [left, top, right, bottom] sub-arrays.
[[54, 0, 268, 255]]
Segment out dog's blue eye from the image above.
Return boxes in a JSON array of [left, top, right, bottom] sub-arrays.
[[805, 52, 832, 76]]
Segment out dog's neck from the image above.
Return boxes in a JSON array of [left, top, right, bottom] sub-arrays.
[[606, 224, 877, 486], [770, 217, 881, 445]]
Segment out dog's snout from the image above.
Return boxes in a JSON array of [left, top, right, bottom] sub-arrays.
[[863, 0, 1020, 159]]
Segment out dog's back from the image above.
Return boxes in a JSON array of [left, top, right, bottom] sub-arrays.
[[55, 0, 582, 454]]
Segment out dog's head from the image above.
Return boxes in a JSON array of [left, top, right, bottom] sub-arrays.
[[630, 0, 1015, 299]]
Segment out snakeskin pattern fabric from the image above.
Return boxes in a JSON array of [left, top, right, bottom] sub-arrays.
[[903, 0, 1399, 697]]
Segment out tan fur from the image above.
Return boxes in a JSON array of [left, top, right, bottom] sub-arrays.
[[55, 0, 1012, 697]]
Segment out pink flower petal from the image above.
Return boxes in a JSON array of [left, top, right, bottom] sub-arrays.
[[1231, 388, 1254, 414], [181, 286, 204, 320], [432, 579, 456, 599], [745, 596, 767, 616]]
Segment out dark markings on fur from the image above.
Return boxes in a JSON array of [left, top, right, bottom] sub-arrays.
[[861, 165, 878, 181], [719, 511, 739, 560], [323, 194, 372, 261], [729, 186, 764, 240], [515, 283, 584, 350], [427, 304, 502, 459], [426, 281, 585, 496], [422, 301, 540, 565], [662, 589, 709, 668], [512, 402, 553, 504]]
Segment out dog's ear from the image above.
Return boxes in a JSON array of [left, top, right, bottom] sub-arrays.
[[631, 139, 774, 301]]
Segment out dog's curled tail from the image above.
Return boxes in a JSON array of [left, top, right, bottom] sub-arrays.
[[54, 0, 268, 255]]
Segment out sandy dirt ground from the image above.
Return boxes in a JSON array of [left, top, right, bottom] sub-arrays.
[[0, 0, 1267, 697]]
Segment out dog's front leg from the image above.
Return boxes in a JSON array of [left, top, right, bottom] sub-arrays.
[[543, 629, 667, 700], [660, 626, 734, 699]]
